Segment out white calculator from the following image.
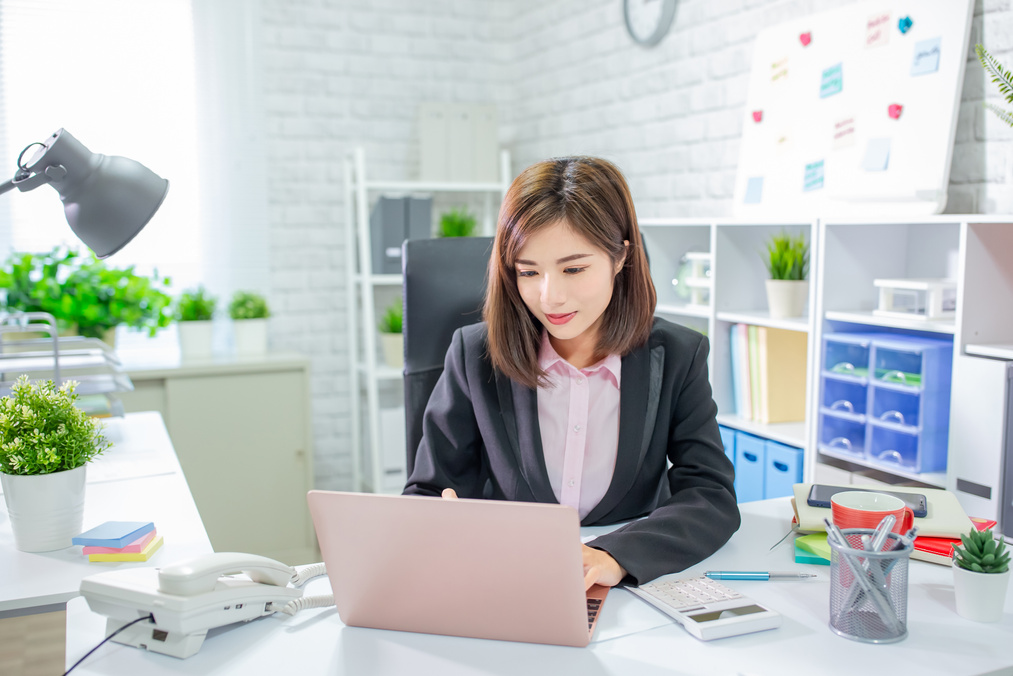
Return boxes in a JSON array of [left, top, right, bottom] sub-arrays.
[[627, 575, 781, 641]]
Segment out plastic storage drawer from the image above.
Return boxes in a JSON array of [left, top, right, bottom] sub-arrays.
[[870, 334, 952, 391], [823, 333, 877, 381], [821, 376, 869, 420], [734, 431, 765, 503], [718, 425, 736, 467], [867, 421, 947, 473], [818, 411, 868, 460], [764, 441, 803, 499]]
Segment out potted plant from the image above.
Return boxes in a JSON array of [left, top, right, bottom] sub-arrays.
[[438, 207, 478, 238], [0, 248, 79, 341], [953, 526, 1011, 622], [976, 44, 1013, 128], [175, 286, 217, 359], [377, 298, 403, 369], [229, 290, 270, 355], [762, 230, 809, 319], [0, 375, 111, 552]]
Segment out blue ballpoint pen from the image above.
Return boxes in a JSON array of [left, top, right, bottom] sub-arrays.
[[705, 571, 818, 580]]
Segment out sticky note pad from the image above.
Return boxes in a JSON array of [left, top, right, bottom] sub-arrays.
[[88, 535, 164, 563], [744, 177, 764, 204], [73, 521, 155, 548], [803, 160, 825, 192], [862, 138, 891, 171], [795, 542, 831, 566], [911, 37, 941, 76], [820, 63, 843, 98], [82, 529, 157, 555], [796, 533, 831, 560]]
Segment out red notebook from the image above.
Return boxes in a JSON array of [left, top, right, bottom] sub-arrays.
[[912, 517, 998, 566]]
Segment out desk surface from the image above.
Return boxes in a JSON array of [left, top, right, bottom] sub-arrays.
[[64, 497, 1013, 676], [0, 412, 213, 614]]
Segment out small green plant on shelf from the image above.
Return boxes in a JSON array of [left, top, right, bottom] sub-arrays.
[[175, 286, 217, 322], [0, 248, 76, 324], [438, 207, 478, 238], [378, 298, 403, 334], [0, 375, 111, 476], [976, 44, 1013, 128], [229, 291, 270, 320], [954, 527, 1011, 574], [762, 231, 809, 281]]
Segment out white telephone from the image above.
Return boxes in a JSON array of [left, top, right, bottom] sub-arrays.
[[80, 552, 329, 659]]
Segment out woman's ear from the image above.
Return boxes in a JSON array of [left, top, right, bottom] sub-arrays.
[[614, 240, 629, 275]]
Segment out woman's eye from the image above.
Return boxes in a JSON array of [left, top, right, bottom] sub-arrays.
[[564, 267, 586, 274], [516, 270, 536, 278]]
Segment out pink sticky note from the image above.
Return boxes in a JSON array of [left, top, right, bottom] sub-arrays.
[[752, 110, 763, 123], [800, 32, 812, 47], [888, 104, 903, 119], [82, 529, 157, 555]]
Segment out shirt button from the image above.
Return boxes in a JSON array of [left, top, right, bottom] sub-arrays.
[[568, 480, 575, 487], [577, 378, 585, 385], [574, 425, 581, 432]]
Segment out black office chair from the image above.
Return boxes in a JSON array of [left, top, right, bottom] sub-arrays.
[[402, 236, 494, 476]]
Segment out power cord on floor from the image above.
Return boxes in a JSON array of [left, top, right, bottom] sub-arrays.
[[63, 613, 154, 675]]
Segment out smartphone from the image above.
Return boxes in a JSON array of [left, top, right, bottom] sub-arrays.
[[806, 484, 927, 518]]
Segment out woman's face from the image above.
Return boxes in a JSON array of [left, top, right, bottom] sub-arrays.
[[514, 220, 623, 364]]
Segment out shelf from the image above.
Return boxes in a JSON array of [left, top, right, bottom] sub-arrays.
[[365, 180, 504, 193], [715, 413, 806, 449], [817, 447, 945, 488], [354, 274, 403, 286], [356, 363, 403, 380], [965, 343, 1013, 360], [824, 310, 955, 335], [715, 310, 810, 333], [656, 303, 711, 319]]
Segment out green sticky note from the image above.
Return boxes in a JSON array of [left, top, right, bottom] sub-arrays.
[[796, 533, 831, 560], [795, 542, 831, 566]]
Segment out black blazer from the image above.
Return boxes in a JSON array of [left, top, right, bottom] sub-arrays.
[[404, 317, 740, 585]]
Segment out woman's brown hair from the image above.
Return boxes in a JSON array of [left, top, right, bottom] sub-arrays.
[[484, 156, 656, 389]]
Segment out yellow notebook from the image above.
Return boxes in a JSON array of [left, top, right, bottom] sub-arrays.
[[791, 483, 974, 538], [88, 535, 164, 562], [756, 327, 807, 424]]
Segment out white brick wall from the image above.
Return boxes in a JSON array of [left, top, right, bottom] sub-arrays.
[[261, 0, 1013, 490]]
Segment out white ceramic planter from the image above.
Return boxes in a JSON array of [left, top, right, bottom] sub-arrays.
[[233, 318, 268, 355], [1, 465, 86, 552], [953, 561, 1010, 622], [380, 332, 404, 370], [765, 279, 809, 319], [178, 320, 214, 359]]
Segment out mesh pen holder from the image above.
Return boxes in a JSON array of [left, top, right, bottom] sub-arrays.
[[828, 528, 912, 644]]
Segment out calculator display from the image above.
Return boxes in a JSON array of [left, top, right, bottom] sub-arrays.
[[685, 604, 768, 623]]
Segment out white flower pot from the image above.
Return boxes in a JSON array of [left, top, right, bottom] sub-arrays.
[[380, 332, 403, 370], [765, 279, 809, 319], [1, 465, 86, 552], [953, 561, 1010, 622], [178, 320, 214, 359], [233, 318, 268, 355]]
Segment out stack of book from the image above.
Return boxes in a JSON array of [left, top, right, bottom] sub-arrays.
[[72, 521, 163, 562], [729, 323, 807, 423]]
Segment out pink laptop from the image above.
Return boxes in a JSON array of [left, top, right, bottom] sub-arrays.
[[306, 490, 609, 647]]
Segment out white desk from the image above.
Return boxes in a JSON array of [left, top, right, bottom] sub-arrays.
[[62, 497, 1013, 676]]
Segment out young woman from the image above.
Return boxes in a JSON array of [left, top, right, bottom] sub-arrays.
[[403, 156, 739, 588]]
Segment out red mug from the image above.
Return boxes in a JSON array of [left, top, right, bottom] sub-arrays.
[[830, 491, 915, 535]]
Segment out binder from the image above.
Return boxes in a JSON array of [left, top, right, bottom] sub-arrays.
[[756, 326, 808, 423], [748, 325, 761, 421], [738, 324, 752, 420]]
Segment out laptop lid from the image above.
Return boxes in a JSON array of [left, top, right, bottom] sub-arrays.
[[306, 490, 595, 647]]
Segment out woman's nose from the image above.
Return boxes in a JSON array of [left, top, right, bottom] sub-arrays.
[[541, 275, 566, 306]]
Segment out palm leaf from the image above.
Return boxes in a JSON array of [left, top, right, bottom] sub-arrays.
[[984, 102, 1013, 128], [977, 44, 1013, 104]]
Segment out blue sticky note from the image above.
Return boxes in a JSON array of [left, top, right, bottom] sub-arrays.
[[820, 63, 843, 98], [911, 37, 941, 76], [73, 521, 155, 548], [862, 138, 891, 171], [803, 160, 824, 192], [744, 177, 763, 204], [898, 16, 913, 34]]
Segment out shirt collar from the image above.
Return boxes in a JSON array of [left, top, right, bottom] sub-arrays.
[[537, 331, 622, 388]]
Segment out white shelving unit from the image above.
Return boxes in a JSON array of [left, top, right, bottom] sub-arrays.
[[344, 147, 511, 493], [640, 216, 1013, 505]]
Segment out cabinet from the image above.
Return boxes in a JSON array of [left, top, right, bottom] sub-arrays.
[[116, 352, 315, 565], [640, 216, 1013, 515], [344, 147, 512, 493]]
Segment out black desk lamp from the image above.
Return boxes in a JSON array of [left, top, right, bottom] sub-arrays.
[[0, 129, 169, 258]]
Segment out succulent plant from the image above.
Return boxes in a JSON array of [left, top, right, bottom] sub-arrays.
[[953, 528, 1011, 574]]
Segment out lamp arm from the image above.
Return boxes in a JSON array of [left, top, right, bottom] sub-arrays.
[[0, 166, 63, 196], [0, 178, 16, 196]]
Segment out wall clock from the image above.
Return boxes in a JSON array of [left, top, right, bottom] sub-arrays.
[[623, 0, 677, 47]]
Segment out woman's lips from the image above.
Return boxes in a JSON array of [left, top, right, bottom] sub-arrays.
[[546, 312, 576, 325]]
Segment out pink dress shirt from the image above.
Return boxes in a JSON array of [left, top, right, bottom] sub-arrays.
[[536, 332, 622, 520]]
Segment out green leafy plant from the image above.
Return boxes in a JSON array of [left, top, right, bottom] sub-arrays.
[[763, 231, 809, 281], [954, 527, 1011, 574], [229, 291, 270, 320], [175, 286, 217, 322], [58, 255, 172, 338], [976, 44, 1013, 128], [0, 375, 111, 476], [0, 248, 80, 331], [378, 298, 402, 334], [438, 208, 477, 238]]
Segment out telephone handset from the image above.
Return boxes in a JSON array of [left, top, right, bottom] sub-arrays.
[[80, 552, 330, 659]]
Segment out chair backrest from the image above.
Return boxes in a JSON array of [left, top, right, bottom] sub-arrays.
[[402, 236, 493, 476]]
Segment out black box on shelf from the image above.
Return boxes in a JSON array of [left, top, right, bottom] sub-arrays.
[[370, 196, 432, 274]]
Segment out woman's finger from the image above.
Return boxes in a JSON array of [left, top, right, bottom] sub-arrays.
[[441, 488, 459, 500]]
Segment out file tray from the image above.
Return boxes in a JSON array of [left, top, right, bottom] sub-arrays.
[[873, 278, 956, 321]]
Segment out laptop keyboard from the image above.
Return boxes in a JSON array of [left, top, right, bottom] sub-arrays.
[[586, 597, 602, 629]]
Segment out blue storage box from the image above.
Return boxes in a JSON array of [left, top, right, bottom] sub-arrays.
[[821, 375, 869, 420], [764, 440, 803, 499], [867, 421, 947, 473], [718, 425, 736, 467], [734, 432, 765, 503], [870, 334, 953, 392], [818, 411, 868, 459], [822, 333, 876, 381]]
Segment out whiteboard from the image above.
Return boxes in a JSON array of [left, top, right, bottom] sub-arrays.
[[732, 0, 973, 218]]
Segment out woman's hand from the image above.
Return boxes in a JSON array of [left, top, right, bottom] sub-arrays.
[[582, 544, 627, 590], [441, 488, 458, 500]]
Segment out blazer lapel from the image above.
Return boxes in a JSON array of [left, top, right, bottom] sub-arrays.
[[582, 340, 664, 525], [494, 372, 557, 503]]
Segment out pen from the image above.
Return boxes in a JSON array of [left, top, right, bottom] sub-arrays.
[[704, 571, 818, 580]]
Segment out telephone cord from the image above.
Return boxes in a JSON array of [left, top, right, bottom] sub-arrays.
[[274, 594, 335, 616], [291, 562, 327, 587]]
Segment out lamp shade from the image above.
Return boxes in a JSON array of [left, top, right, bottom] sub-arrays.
[[22, 129, 169, 258]]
